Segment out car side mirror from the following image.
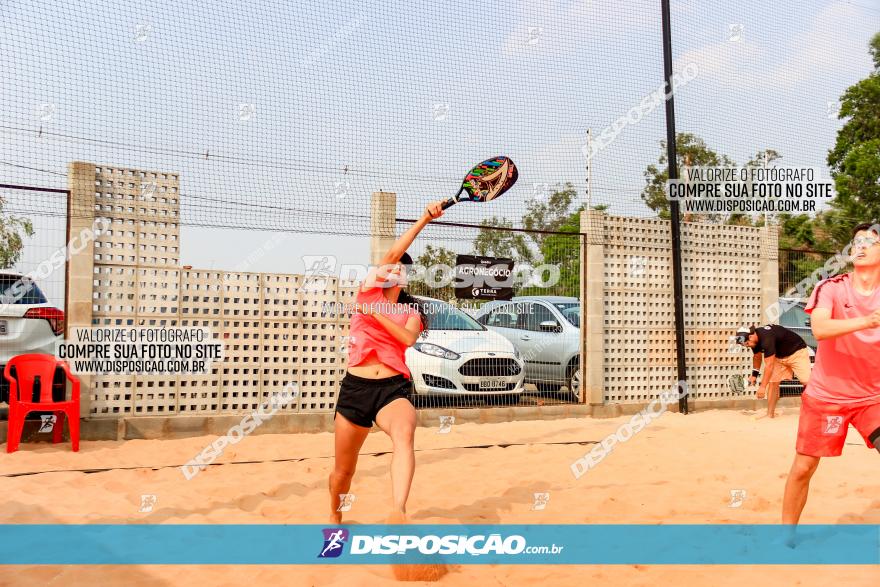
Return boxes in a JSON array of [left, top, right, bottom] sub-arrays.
[[539, 321, 561, 333]]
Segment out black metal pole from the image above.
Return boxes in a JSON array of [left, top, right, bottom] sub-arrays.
[[660, 0, 689, 414]]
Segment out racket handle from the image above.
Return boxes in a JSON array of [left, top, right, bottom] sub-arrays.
[[440, 197, 457, 210]]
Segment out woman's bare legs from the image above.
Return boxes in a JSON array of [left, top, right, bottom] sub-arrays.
[[329, 413, 370, 524], [375, 398, 417, 515]]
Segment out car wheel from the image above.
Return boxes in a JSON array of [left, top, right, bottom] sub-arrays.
[[567, 367, 581, 402]]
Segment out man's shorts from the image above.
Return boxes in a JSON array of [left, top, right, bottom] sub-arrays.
[[796, 393, 880, 457], [335, 371, 412, 428], [768, 347, 812, 384]]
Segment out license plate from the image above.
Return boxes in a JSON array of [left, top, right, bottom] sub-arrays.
[[0, 320, 7, 335], [479, 379, 506, 390]]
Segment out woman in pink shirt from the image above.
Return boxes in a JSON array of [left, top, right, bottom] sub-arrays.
[[329, 200, 443, 524]]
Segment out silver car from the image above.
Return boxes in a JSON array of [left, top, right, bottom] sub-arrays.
[[475, 296, 580, 399], [777, 297, 817, 397]]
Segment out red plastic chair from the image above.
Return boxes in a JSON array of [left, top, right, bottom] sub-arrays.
[[5, 354, 80, 453]]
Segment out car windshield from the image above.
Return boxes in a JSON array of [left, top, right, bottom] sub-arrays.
[[554, 302, 580, 327], [0, 275, 48, 304], [422, 300, 485, 331]]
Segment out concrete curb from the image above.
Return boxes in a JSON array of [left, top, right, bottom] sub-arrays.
[[0, 397, 802, 443]]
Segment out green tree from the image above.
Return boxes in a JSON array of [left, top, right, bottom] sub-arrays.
[[642, 132, 735, 219], [522, 182, 579, 249], [826, 31, 880, 243], [0, 197, 35, 268], [472, 216, 535, 264], [410, 244, 457, 302], [519, 210, 582, 298], [727, 150, 784, 226]]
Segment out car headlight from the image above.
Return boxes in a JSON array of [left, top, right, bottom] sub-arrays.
[[414, 342, 460, 360]]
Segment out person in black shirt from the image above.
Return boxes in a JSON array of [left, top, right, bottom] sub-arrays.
[[735, 324, 812, 418]]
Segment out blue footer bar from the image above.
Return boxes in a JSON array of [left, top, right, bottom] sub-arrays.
[[1, 524, 878, 565]]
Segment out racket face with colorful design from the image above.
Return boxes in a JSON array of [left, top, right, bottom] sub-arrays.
[[728, 374, 746, 394], [442, 156, 518, 209]]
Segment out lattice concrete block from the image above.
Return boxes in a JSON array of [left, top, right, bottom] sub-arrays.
[[132, 375, 178, 416], [177, 371, 221, 414], [221, 271, 262, 320], [218, 366, 262, 413], [92, 265, 137, 320], [259, 369, 299, 413], [137, 267, 180, 321], [604, 365, 677, 403], [296, 321, 343, 412], [260, 273, 302, 320], [89, 375, 135, 417]]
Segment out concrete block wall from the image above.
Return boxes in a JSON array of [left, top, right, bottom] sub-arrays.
[[71, 162, 360, 418], [584, 212, 771, 403]]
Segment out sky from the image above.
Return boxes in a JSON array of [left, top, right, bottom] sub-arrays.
[[0, 0, 878, 305]]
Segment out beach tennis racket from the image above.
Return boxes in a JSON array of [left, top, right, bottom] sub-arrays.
[[441, 156, 518, 210], [728, 374, 746, 394], [728, 374, 757, 395]]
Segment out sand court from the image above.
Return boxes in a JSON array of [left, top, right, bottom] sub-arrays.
[[1, 407, 878, 585]]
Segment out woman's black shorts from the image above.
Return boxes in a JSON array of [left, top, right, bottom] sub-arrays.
[[335, 372, 412, 428]]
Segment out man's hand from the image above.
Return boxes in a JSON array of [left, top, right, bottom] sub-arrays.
[[756, 384, 767, 399], [748, 375, 758, 386], [864, 308, 880, 329]]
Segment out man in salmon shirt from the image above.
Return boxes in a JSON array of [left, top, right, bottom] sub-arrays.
[[782, 222, 880, 524]]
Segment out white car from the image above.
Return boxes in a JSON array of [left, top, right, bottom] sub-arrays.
[[0, 271, 65, 404], [405, 297, 525, 402]]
